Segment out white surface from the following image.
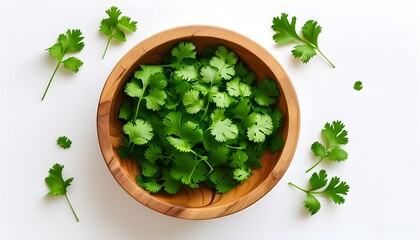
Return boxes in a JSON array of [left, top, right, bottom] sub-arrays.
[[1, 0, 419, 239]]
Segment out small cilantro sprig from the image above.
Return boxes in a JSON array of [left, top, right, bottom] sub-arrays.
[[272, 13, 335, 68], [99, 6, 137, 59], [117, 42, 284, 194], [306, 121, 348, 173], [45, 163, 79, 222], [354, 81, 363, 91], [57, 136, 72, 149], [42, 29, 85, 101], [289, 169, 349, 215]]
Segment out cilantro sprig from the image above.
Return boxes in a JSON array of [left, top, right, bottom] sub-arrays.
[[306, 121, 348, 173], [117, 42, 284, 194], [272, 13, 335, 68], [45, 163, 79, 222], [289, 169, 349, 215], [99, 6, 137, 59], [42, 29, 85, 101]]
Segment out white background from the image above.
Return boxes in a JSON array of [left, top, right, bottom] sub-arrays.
[[1, 0, 419, 239]]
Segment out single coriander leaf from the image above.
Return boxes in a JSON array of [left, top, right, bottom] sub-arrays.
[[45, 163, 79, 222], [59, 29, 85, 53], [117, 16, 138, 32], [322, 176, 350, 204], [271, 13, 302, 45], [301, 20, 322, 48], [163, 112, 203, 152], [327, 146, 348, 162], [308, 169, 328, 191], [175, 65, 199, 81], [226, 77, 252, 98], [292, 44, 316, 63], [321, 121, 349, 147], [144, 88, 167, 111], [305, 193, 321, 215], [354, 81, 363, 91], [311, 141, 326, 158], [253, 78, 279, 106], [134, 65, 164, 87], [230, 150, 248, 168], [123, 119, 154, 145], [209, 45, 237, 80], [209, 109, 239, 142], [62, 57, 83, 73], [212, 91, 234, 108], [182, 89, 205, 114], [171, 42, 197, 68], [144, 145, 162, 164], [230, 99, 251, 121], [233, 167, 252, 183], [246, 113, 273, 143], [47, 43, 63, 61], [45, 164, 73, 195], [124, 79, 143, 98], [200, 65, 220, 84], [57, 136, 72, 149]]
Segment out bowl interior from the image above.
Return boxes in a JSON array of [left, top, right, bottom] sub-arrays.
[[98, 26, 299, 219]]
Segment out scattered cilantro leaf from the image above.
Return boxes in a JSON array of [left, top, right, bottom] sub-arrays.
[[123, 119, 154, 145], [253, 78, 279, 106], [45, 163, 79, 222], [289, 169, 349, 215], [246, 113, 273, 142], [100, 6, 137, 59], [42, 29, 84, 101], [354, 81, 363, 91], [306, 121, 349, 173], [272, 13, 335, 67], [57, 136, 72, 149]]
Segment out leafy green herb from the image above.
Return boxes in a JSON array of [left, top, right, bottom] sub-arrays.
[[117, 42, 284, 194], [100, 6, 137, 59], [42, 29, 84, 101], [289, 169, 349, 215], [57, 136, 72, 149], [354, 81, 363, 91], [272, 13, 335, 68], [306, 121, 348, 173], [45, 163, 79, 222]]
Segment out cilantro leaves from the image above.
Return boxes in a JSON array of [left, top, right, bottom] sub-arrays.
[[45, 163, 79, 222], [290, 121, 350, 215], [118, 42, 284, 194], [57, 136, 72, 149], [289, 170, 349, 215], [100, 6, 137, 59], [42, 29, 85, 101], [354, 81, 363, 91], [306, 121, 349, 173], [272, 13, 335, 68]]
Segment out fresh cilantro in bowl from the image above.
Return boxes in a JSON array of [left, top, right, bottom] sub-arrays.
[[116, 41, 284, 194]]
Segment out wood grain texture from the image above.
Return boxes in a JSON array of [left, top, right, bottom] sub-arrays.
[[97, 25, 300, 219]]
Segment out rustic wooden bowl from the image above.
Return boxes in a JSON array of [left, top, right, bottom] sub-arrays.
[[97, 25, 300, 220]]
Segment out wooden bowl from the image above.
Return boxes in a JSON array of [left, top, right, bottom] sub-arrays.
[[97, 25, 300, 220]]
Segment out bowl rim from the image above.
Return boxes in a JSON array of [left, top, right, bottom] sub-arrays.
[[97, 25, 300, 220]]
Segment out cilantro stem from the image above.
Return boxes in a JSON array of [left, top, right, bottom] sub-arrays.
[[102, 36, 112, 60], [316, 48, 335, 68], [288, 182, 308, 193], [65, 194, 79, 222], [306, 157, 325, 173], [41, 62, 61, 101]]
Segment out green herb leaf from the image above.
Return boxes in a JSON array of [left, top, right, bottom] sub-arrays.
[[42, 29, 84, 101], [354, 81, 363, 91], [45, 164, 79, 222], [57, 136, 72, 149], [100, 6, 137, 59]]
